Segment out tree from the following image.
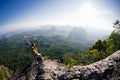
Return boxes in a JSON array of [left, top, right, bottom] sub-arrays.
[[113, 19, 120, 29], [105, 45, 114, 57], [77, 53, 88, 65], [63, 52, 78, 68], [113, 19, 120, 33], [109, 32, 120, 51], [90, 40, 105, 52], [88, 49, 100, 61]]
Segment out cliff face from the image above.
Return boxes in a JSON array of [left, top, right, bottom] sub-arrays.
[[10, 59, 66, 80], [10, 50, 120, 80]]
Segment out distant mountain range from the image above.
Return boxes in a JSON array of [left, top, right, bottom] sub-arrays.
[[0, 25, 109, 43]]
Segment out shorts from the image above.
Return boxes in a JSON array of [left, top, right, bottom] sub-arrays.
[[37, 53, 42, 56]]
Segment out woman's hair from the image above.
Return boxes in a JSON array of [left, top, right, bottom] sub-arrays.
[[31, 43, 35, 47]]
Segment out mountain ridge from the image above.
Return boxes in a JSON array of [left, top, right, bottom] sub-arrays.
[[0, 25, 108, 42]]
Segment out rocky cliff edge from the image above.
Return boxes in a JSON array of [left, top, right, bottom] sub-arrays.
[[10, 50, 120, 80]]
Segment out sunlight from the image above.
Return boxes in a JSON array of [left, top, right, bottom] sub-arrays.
[[80, 2, 100, 17], [76, 2, 106, 29]]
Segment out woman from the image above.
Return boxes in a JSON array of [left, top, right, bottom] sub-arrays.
[[26, 40, 43, 61]]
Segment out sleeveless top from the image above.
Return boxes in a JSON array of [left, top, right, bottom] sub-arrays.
[[31, 46, 38, 55]]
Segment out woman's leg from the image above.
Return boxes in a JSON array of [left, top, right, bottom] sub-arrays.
[[34, 55, 38, 64]]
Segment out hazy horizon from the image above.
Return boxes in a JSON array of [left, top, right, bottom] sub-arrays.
[[0, 0, 120, 36]]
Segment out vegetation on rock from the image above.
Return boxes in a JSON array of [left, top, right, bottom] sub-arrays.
[[0, 65, 12, 80]]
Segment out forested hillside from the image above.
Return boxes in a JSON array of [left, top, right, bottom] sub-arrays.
[[0, 26, 92, 70]]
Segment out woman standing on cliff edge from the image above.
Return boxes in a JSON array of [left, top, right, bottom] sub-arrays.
[[25, 39, 43, 62]]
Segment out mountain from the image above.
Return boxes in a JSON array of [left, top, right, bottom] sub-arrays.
[[41, 26, 68, 37], [0, 25, 109, 42], [68, 27, 88, 41], [10, 50, 120, 80]]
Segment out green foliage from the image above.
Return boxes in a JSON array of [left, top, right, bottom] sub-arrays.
[[105, 45, 113, 56], [109, 32, 120, 51], [88, 49, 100, 61], [63, 52, 79, 68], [77, 53, 89, 65], [0, 65, 12, 80], [91, 40, 104, 51], [0, 71, 3, 80], [0, 34, 90, 70], [90, 31, 120, 59]]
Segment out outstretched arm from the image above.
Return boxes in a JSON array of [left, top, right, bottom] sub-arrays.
[[35, 40, 40, 47], [25, 39, 31, 46]]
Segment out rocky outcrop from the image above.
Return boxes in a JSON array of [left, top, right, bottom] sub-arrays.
[[10, 50, 120, 80], [10, 59, 66, 80], [58, 50, 120, 80]]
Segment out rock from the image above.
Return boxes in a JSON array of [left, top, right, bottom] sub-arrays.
[[10, 50, 120, 80], [59, 50, 120, 80], [10, 59, 66, 80]]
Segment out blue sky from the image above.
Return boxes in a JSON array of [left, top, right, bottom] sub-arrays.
[[0, 0, 120, 35]]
